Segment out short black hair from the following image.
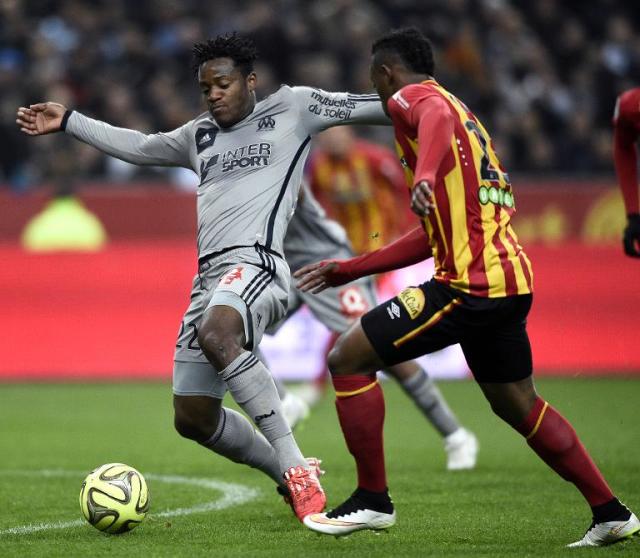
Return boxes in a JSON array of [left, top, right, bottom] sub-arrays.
[[371, 27, 435, 76], [192, 32, 258, 76]]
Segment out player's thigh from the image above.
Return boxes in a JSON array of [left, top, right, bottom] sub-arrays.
[[328, 318, 387, 376], [359, 280, 461, 368], [302, 277, 377, 334], [459, 294, 533, 384]]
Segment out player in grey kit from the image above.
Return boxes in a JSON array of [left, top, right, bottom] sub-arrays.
[[15, 33, 390, 522], [275, 183, 478, 470]]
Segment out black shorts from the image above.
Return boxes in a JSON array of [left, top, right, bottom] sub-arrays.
[[361, 279, 533, 383]]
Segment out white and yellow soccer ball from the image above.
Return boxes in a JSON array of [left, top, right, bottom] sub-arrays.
[[79, 463, 150, 534]]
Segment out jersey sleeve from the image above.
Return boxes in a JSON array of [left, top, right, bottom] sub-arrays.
[[65, 111, 193, 169], [388, 85, 455, 188], [613, 91, 640, 215], [332, 225, 432, 283], [291, 86, 390, 134]]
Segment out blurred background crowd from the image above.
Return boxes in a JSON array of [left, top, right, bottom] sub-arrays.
[[1, 0, 639, 191]]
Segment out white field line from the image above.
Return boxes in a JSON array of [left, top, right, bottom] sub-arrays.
[[0, 469, 260, 536]]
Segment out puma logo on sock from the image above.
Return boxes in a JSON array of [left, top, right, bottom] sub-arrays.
[[255, 410, 276, 424]]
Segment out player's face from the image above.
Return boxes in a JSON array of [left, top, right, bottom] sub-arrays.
[[198, 58, 256, 128], [370, 59, 395, 117]]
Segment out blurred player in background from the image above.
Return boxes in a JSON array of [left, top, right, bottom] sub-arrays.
[[275, 181, 478, 471], [613, 87, 640, 258], [15, 32, 393, 523], [307, 125, 412, 255], [296, 28, 639, 546], [302, 125, 413, 401]]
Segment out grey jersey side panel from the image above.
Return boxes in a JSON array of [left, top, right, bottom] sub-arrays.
[[65, 86, 389, 261], [284, 184, 353, 272]]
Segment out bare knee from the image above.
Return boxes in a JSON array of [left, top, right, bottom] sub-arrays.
[[197, 307, 245, 370], [327, 323, 384, 377], [327, 338, 350, 376], [480, 377, 538, 427], [198, 327, 238, 370], [174, 396, 221, 443]]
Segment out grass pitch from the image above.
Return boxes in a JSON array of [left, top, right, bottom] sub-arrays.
[[0, 378, 639, 557]]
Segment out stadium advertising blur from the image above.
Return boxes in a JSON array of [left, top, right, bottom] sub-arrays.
[[1, 181, 639, 380]]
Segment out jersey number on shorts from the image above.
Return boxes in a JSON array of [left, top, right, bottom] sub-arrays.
[[176, 321, 200, 350]]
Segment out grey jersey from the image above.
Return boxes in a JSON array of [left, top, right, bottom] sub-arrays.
[[65, 86, 387, 259], [284, 183, 353, 272]]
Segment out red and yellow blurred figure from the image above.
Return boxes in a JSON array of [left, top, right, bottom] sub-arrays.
[[307, 126, 413, 255], [388, 80, 533, 297], [613, 87, 640, 258]]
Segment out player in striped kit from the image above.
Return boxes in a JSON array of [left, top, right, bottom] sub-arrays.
[[306, 126, 412, 256], [15, 32, 391, 524], [275, 182, 478, 470], [296, 28, 639, 546], [613, 87, 640, 258]]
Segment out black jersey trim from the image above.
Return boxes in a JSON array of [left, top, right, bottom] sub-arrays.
[[242, 270, 270, 306], [224, 354, 259, 382], [244, 249, 276, 307], [346, 95, 380, 102], [60, 110, 74, 131], [265, 136, 311, 249], [198, 244, 282, 271], [245, 274, 273, 308], [244, 302, 254, 350]]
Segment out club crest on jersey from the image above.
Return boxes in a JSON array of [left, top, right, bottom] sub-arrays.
[[195, 126, 218, 153], [398, 287, 425, 319], [257, 115, 276, 130]]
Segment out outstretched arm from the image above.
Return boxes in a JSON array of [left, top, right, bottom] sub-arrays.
[[294, 226, 432, 293], [292, 86, 390, 135], [17, 102, 192, 168], [16, 102, 67, 135], [613, 92, 640, 258]]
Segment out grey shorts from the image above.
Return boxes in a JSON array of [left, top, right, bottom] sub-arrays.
[[173, 245, 289, 398], [268, 252, 377, 336]]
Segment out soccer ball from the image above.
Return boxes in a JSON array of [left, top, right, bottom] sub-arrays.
[[79, 463, 150, 534]]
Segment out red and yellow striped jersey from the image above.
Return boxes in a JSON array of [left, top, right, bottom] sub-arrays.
[[387, 80, 533, 297], [307, 140, 414, 254], [613, 87, 640, 215]]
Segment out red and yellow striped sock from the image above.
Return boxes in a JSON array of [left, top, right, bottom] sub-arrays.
[[517, 397, 614, 506], [333, 374, 387, 492]]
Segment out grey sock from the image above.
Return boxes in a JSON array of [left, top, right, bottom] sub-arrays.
[[273, 377, 288, 400], [220, 351, 306, 473], [399, 367, 460, 437], [201, 407, 282, 485], [254, 347, 288, 400]]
